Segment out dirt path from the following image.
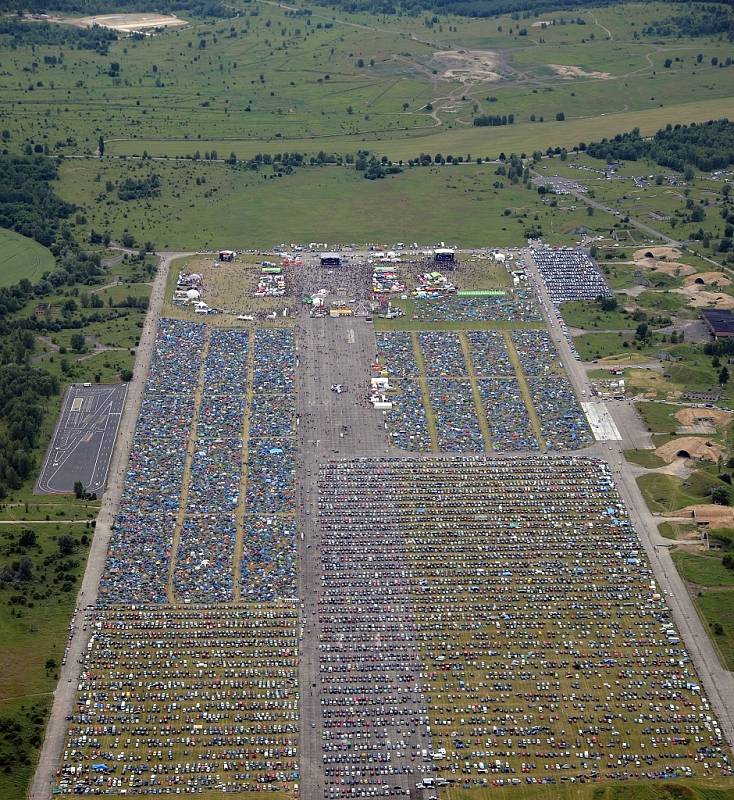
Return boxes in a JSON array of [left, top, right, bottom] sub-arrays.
[[503, 331, 545, 451], [459, 332, 493, 451], [590, 11, 613, 41], [28, 250, 194, 800], [411, 332, 439, 452], [232, 327, 255, 601], [166, 328, 211, 604]]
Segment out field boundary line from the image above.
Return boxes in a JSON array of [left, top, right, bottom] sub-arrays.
[[411, 332, 439, 452], [459, 332, 493, 452], [504, 331, 545, 452], [232, 327, 256, 601], [166, 326, 211, 604]]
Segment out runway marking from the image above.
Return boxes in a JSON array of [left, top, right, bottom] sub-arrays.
[[583, 401, 623, 441], [36, 384, 128, 494]]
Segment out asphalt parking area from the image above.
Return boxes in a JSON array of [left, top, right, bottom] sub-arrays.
[[36, 383, 128, 495]]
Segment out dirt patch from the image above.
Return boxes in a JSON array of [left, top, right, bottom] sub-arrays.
[[76, 13, 187, 31], [657, 459, 693, 479], [629, 250, 696, 277], [637, 258, 696, 277], [634, 246, 681, 261], [675, 285, 734, 309], [548, 64, 612, 80], [431, 50, 501, 83], [675, 407, 731, 430], [669, 504, 734, 528], [683, 271, 732, 287], [655, 436, 722, 464]]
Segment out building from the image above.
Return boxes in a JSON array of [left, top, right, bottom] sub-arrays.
[[702, 308, 734, 339], [320, 252, 341, 267]]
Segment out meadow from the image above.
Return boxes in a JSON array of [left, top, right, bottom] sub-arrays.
[[56, 157, 618, 248], [0, 229, 55, 288], [0, 0, 732, 164], [0, 519, 91, 799]]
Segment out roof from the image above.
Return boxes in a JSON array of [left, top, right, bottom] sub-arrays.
[[320, 252, 341, 260], [702, 308, 734, 334], [434, 248, 455, 255]]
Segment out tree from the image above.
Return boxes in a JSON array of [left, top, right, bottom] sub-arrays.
[[58, 534, 77, 556], [70, 333, 86, 353], [711, 486, 731, 505], [635, 322, 649, 341], [98, 136, 104, 157], [713, 622, 724, 636], [18, 529, 37, 548], [597, 295, 617, 312], [73, 481, 85, 499], [719, 366, 730, 385], [555, 111, 565, 121]]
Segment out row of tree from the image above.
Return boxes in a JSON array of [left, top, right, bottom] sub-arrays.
[[0, 155, 75, 246], [0, 18, 117, 53], [643, 3, 734, 42], [0, 363, 59, 498], [473, 113, 515, 127], [0, 0, 229, 18], [584, 119, 734, 174]]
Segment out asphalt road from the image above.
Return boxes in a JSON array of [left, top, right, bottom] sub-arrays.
[[524, 247, 734, 750], [36, 383, 127, 495], [28, 251, 192, 800]]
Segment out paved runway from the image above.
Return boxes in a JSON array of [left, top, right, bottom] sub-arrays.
[[36, 383, 128, 495]]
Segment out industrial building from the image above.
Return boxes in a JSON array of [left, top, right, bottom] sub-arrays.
[[702, 308, 734, 339]]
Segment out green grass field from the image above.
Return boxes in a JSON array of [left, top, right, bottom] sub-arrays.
[[672, 523, 734, 670], [0, 0, 730, 165], [0, 228, 55, 287], [57, 158, 617, 248], [673, 549, 734, 588], [636, 472, 703, 512], [446, 778, 734, 800], [0, 520, 90, 800], [105, 97, 734, 162]]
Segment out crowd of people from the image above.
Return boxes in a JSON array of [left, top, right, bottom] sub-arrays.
[[478, 378, 538, 451], [174, 328, 249, 602], [317, 457, 730, 796], [428, 378, 484, 452], [246, 329, 297, 514], [532, 247, 612, 304], [511, 330, 593, 450], [56, 605, 300, 796], [99, 319, 206, 605], [419, 331, 467, 377], [374, 328, 593, 455], [412, 292, 540, 323]]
